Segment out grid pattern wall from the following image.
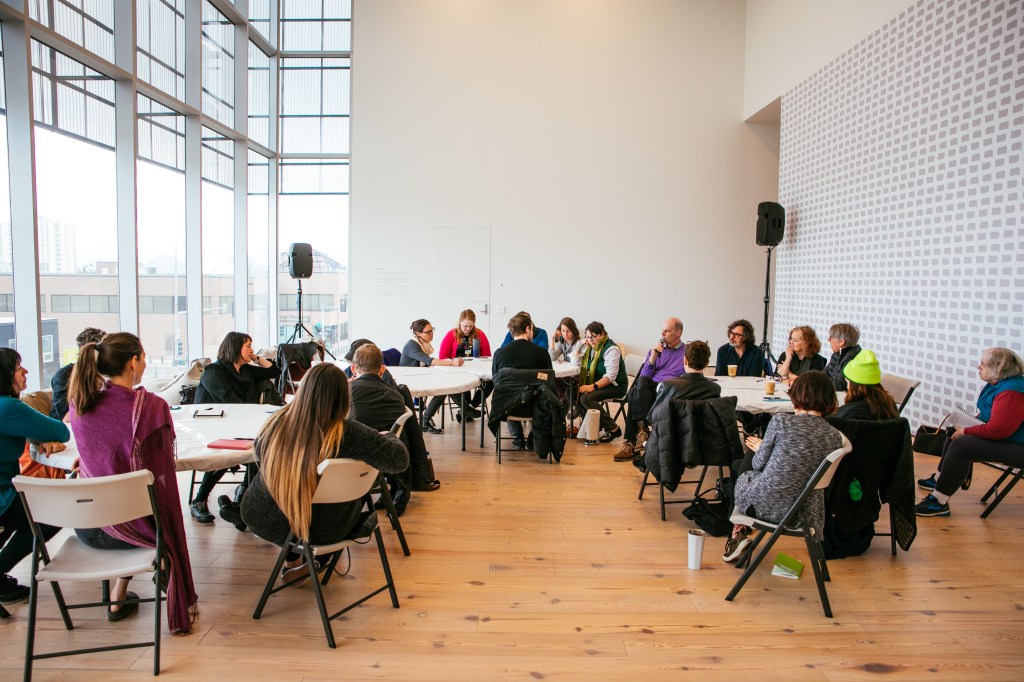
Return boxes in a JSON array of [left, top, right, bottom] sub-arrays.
[[775, 0, 1023, 429]]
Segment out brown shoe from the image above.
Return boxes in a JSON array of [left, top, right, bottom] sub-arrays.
[[635, 429, 650, 451], [613, 442, 634, 461]]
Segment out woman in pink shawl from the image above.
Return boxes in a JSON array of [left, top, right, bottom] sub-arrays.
[[69, 332, 198, 634]]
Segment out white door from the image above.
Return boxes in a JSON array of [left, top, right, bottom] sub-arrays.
[[432, 227, 491, 342]]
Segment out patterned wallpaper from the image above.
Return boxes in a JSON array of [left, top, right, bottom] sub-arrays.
[[774, 0, 1023, 428]]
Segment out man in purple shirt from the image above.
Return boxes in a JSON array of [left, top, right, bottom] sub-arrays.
[[614, 317, 687, 462]]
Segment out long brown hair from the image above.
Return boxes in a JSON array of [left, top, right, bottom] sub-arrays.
[[790, 325, 822, 356], [258, 363, 350, 539], [69, 332, 143, 414], [845, 381, 899, 419], [455, 309, 479, 341]]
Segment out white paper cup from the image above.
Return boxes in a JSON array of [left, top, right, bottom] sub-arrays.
[[688, 529, 706, 570], [764, 380, 776, 396], [727, 365, 738, 377]]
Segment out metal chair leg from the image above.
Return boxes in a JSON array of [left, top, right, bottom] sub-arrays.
[[980, 468, 1022, 519], [253, 541, 292, 619], [304, 543, 336, 648], [804, 533, 833, 617], [376, 478, 411, 556]]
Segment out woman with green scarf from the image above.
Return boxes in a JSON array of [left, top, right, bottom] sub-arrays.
[[577, 321, 628, 442]]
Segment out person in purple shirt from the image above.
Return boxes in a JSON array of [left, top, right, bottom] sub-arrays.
[[614, 317, 687, 462]]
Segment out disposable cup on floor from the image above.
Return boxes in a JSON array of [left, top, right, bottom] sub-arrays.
[[688, 529, 706, 570], [579, 409, 601, 441]]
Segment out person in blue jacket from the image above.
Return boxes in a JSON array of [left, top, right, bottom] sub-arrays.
[[0, 348, 69, 603], [500, 311, 548, 349]]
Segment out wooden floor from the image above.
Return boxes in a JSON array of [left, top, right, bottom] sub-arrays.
[[2, 420, 1024, 680]]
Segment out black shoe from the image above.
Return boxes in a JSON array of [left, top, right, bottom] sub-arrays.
[[349, 511, 379, 540], [190, 499, 215, 524], [391, 485, 411, 516], [233, 483, 247, 504], [465, 406, 481, 419], [598, 427, 622, 443], [456, 411, 474, 423], [0, 574, 30, 604], [511, 438, 526, 450], [421, 419, 442, 434], [108, 591, 139, 622], [412, 480, 441, 492], [217, 495, 247, 530]]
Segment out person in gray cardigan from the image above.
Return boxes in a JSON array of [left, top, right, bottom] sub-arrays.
[[722, 370, 844, 562]]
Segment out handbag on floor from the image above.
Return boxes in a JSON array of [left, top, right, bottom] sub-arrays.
[[913, 415, 952, 456]]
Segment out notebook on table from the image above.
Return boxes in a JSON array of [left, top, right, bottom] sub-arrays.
[[207, 438, 255, 450]]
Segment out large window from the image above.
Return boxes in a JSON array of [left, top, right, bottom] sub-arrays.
[[137, 0, 186, 100], [201, 128, 235, 358], [0, 3, 352, 390], [138, 95, 187, 378], [32, 43, 118, 384], [201, 1, 235, 128], [248, 150, 271, 350]]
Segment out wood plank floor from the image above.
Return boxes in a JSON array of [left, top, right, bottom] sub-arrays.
[[2, 421, 1023, 680]]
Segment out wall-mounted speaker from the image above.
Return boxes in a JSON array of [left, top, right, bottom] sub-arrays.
[[288, 243, 313, 279], [756, 202, 785, 246]]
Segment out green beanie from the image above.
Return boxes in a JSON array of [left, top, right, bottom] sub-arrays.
[[843, 348, 881, 385]]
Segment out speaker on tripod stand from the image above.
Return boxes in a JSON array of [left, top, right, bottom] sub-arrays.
[[755, 202, 785, 374]]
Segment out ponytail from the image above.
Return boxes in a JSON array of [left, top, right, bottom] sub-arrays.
[[69, 342, 103, 414]]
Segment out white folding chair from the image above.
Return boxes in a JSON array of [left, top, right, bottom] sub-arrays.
[[724, 435, 853, 618], [252, 459, 400, 648], [14, 470, 165, 680]]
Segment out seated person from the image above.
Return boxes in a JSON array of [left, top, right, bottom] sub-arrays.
[[190, 332, 281, 525], [824, 322, 862, 391], [549, 317, 583, 364], [240, 364, 408, 580], [576, 321, 628, 443], [723, 370, 844, 562], [492, 312, 554, 449], [349, 344, 440, 514], [916, 347, 1024, 517], [0, 348, 68, 604], [500, 311, 549, 349], [438, 308, 491, 412], [69, 333, 198, 632], [715, 319, 766, 377], [614, 317, 686, 462], [344, 338, 399, 388], [50, 326, 106, 420], [775, 325, 826, 381], [401, 319, 467, 433], [626, 340, 721, 464], [835, 350, 898, 420]]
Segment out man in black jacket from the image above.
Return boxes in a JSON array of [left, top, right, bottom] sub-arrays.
[[492, 313, 553, 449], [349, 343, 439, 515]]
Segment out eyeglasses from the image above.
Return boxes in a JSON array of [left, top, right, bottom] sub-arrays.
[[585, 334, 596, 340], [728, 331, 744, 338], [421, 329, 434, 335]]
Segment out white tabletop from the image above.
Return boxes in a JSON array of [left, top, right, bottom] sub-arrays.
[[33, 403, 277, 472], [454, 357, 581, 381], [713, 376, 846, 414], [377, 365, 481, 397]]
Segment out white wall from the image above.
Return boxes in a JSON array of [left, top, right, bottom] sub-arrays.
[[350, 0, 779, 355], [743, 0, 916, 120]]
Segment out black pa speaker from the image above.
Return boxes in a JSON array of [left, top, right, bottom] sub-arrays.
[[288, 243, 313, 279], [755, 202, 785, 247]]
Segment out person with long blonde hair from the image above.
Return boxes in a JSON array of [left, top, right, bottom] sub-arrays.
[[240, 363, 408, 579]]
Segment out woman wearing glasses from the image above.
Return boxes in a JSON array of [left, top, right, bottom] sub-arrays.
[[715, 319, 765, 377], [401, 319, 465, 433], [776, 325, 826, 381], [916, 348, 1024, 517], [576, 321, 628, 442]]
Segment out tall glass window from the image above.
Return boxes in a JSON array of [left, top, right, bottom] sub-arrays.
[[281, 0, 351, 52], [248, 151, 271, 350], [137, 0, 186, 100], [30, 1, 115, 64], [249, 0, 273, 45], [32, 42, 118, 383], [0, 36, 13, 346], [279, 57, 349, 154], [248, 41, 271, 149], [278, 160, 348, 355], [201, 1, 235, 128], [138, 95, 187, 379], [201, 128, 235, 358]]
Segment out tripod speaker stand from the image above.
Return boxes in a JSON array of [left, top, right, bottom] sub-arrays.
[[758, 246, 778, 376], [755, 201, 785, 376], [283, 279, 334, 358]]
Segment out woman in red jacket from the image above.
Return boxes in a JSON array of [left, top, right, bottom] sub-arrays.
[[438, 309, 491, 418]]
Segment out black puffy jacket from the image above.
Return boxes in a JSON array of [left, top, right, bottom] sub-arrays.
[[488, 368, 566, 461], [643, 395, 742, 492]]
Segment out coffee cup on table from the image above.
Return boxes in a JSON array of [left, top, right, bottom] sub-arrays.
[[764, 380, 776, 396], [727, 365, 738, 377]]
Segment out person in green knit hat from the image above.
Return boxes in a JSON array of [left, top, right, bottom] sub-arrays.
[[576, 321, 628, 442], [835, 349, 899, 421]]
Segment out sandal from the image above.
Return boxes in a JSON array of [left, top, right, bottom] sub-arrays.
[[108, 591, 140, 622]]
